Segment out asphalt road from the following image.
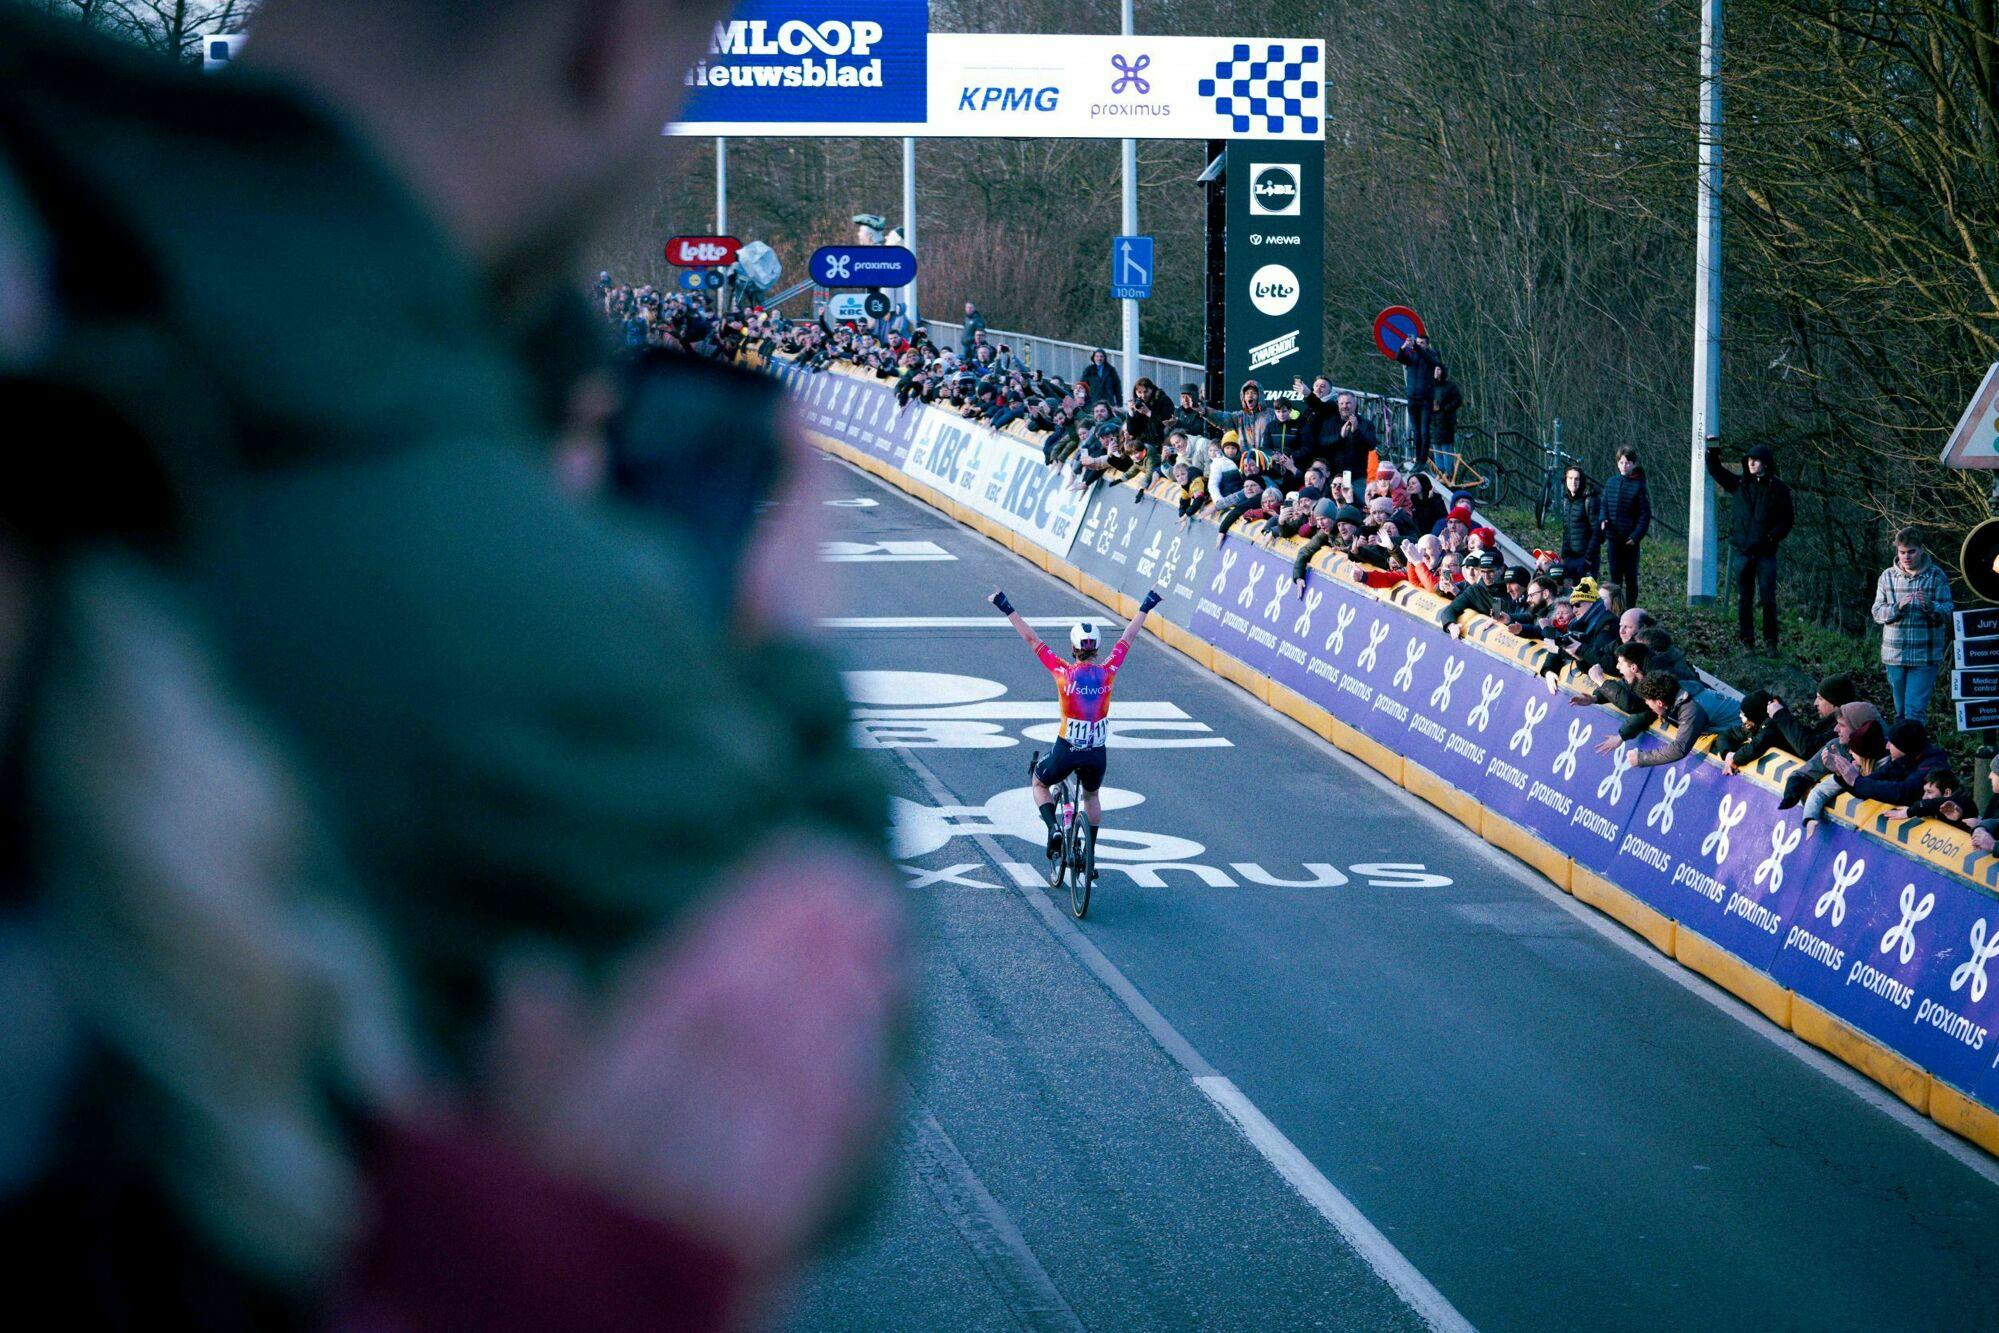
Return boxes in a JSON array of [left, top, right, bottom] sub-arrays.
[[784, 454, 1999, 1332]]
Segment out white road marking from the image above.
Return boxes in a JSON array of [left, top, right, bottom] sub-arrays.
[[886, 742, 1477, 1333], [819, 540, 955, 562], [822, 616, 1105, 628]]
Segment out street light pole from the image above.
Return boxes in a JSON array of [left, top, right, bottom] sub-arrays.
[[1687, 0, 1722, 605], [903, 136, 919, 326], [1120, 0, 1140, 393]]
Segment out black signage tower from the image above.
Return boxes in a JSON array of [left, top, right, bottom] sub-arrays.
[[1206, 139, 1325, 406]]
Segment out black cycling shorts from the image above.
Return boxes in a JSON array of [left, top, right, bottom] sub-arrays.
[[1036, 738, 1107, 792]]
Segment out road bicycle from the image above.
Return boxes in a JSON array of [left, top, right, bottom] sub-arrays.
[[1430, 442, 1505, 508], [1031, 751, 1096, 918]]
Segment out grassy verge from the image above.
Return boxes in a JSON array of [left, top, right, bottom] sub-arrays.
[[1487, 502, 1985, 780]]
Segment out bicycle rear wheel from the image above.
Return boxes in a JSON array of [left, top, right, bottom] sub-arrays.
[[1067, 811, 1092, 919], [1469, 457, 1505, 507]]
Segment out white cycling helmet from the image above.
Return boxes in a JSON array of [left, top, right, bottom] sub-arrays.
[[1070, 621, 1101, 655]]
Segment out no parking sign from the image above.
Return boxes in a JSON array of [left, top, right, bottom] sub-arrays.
[[1373, 306, 1426, 360]]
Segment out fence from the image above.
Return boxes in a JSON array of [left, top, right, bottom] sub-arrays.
[[922, 318, 1411, 454]]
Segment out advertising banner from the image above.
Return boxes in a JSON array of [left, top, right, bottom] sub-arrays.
[[902, 408, 1086, 556], [678, 0, 930, 126], [1223, 140, 1325, 401], [1477, 690, 1659, 878], [784, 364, 920, 470], [1604, 758, 1815, 974], [672, 34, 1326, 141], [1070, 480, 1161, 593]]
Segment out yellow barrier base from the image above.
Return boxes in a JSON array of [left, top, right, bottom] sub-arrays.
[[1213, 649, 1273, 705], [1790, 996, 1930, 1114], [1931, 1081, 1999, 1158], [1570, 866, 1675, 956], [1403, 762, 1483, 834], [1674, 929, 1793, 1029], [1269, 683, 1338, 743], [1327, 717, 1404, 786], [1483, 813, 1573, 893]]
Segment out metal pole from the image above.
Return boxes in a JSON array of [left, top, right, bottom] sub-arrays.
[[715, 136, 728, 232], [1120, 0, 1140, 394], [1687, 0, 1722, 605], [903, 136, 919, 326]]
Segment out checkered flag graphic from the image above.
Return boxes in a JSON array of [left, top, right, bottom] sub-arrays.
[[1199, 43, 1322, 135]]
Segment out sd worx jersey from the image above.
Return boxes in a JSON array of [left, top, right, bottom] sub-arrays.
[[1036, 640, 1129, 749]]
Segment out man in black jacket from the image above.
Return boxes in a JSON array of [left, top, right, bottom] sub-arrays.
[[1706, 440, 1795, 652], [1437, 551, 1505, 636]]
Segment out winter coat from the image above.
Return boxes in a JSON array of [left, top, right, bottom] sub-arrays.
[[1871, 554, 1955, 668], [1850, 743, 1950, 806], [1705, 445, 1795, 556], [1598, 469, 1652, 543], [1429, 379, 1463, 447], [1558, 489, 1601, 562], [1396, 340, 1439, 403], [1080, 357, 1122, 408]]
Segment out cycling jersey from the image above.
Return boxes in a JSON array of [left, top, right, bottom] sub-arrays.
[[1035, 640, 1129, 749]]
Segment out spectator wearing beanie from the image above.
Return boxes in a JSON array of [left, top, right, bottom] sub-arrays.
[[1719, 688, 1818, 773], [1871, 526, 1954, 722], [1849, 719, 1950, 807], [1706, 439, 1796, 652], [1436, 499, 1474, 539], [1591, 447, 1655, 603], [1780, 700, 1884, 816], [1806, 671, 1858, 755]]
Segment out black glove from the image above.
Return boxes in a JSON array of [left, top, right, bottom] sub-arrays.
[[1139, 589, 1163, 613], [989, 589, 1014, 616]]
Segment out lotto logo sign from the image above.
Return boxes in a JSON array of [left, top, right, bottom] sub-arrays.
[[666, 235, 742, 267], [1199, 43, 1322, 136], [1249, 264, 1299, 317], [1249, 163, 1301, 216]]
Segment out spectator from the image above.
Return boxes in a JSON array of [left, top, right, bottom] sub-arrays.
[[1394, 334, 1440, 465], [1705, 439, 1795, 652], [1719, 688, 1819, 774], [1899, 770, 1971, 829], [1208, 432, 1246, 498], [1804, 671, 1857, 756], [1871, 526, 1954, 722], [1171, 384, 1211, 440], [1408, 474, 1448, 540], [1169, 461, 1211, 520], [1849, 719, 1949, 808], [1596, 670, 1716, 768], [1436, 551, 1506, 637], [1779, 701, 1885, 821], [1597, 446, 1650, 607], [1079, 347, 1122, 408], [1327, 391, 1379, 485], [1556, 465, 1601, 579], [1429, 363, 1464, 474], [1291, 374, 1342, 470], [1202, 379, 1277, 454], [960, 300, 987, 356], [1572, 641, 1652, 714]]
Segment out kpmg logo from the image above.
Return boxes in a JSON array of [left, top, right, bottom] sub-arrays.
[[958, 86, 1059, 112], [1110, 53, 1152, 94], [1249, 163, 1301, 216], [1249, 264, 1299, 317]]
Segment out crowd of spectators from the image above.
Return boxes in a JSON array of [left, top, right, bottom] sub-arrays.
[[766, 300, 1982, 850]]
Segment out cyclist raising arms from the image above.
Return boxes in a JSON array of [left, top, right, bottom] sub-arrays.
[[987, 586, 1163, 860]]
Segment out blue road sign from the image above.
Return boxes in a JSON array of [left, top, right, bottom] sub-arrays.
[[1111, 235, 1154, 301], [811, 245, 918, 289]]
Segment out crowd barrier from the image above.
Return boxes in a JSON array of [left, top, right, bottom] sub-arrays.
[[768, 355, 1999, 1156]]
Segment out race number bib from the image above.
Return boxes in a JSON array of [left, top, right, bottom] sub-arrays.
[[1064, 718, 1109, 748]]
